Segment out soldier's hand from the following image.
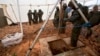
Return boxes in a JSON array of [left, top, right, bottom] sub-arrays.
[[64, 18, 70, 22], [82, 22, 91, 27]]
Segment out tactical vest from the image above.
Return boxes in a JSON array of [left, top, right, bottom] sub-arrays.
[[89, 11, 100, 27]]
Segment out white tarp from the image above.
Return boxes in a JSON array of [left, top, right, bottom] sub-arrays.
[[1, 32, 23, 47]]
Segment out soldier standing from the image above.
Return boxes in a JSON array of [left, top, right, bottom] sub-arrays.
[[53, 6, 60, 28], [59, 3, 68, 33], [33, 10, 38, 24], [27, 10, 34, 25], [38, 9, 43, 23], [66, 1, 88, 47], [86, 5, 100, 38]]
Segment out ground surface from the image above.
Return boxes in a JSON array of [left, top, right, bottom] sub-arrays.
[[0, 21, 100, 56]]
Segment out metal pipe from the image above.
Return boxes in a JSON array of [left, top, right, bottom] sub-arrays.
[[17, 0, 23, 34], [25, 0, 60, 56], [58, 0, 63, 33], [71, 0, 89, 23]]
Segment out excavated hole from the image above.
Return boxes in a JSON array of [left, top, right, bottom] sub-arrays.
[[48, 39, 69, 55]]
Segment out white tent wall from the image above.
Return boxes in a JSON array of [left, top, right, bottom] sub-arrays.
[[12, 5, 56, 22], [0, 4, 56, 24], [0, 0, 20, 24], [6, 5, 19, 24], [0, 0, 100, 24], [0, 0, 71, 23], [0, 4, 15, 24], [0, 5, 8, 23]]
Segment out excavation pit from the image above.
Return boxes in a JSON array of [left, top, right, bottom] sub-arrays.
[[48, 39, 69, 55], [39, 36, 86, 56]]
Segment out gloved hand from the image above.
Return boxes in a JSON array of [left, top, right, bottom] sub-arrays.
[[82, 22, 91, 27]]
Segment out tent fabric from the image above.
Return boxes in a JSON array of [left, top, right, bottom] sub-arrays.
[[0, 0, 100, 23]]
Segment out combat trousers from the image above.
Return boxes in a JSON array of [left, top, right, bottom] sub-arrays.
[[86, 27, 92, 39], [59, 23, 66, 33], [34, 18, 38, 23], [39, 16, 43, 23], [29, 19, 32, 25], [71, 26, 81, 47], [53, 18, 59, 28], [59, 20, 66, 34]]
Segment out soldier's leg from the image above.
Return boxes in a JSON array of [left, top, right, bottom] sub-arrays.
[[86, 27, 92, 39], [85, 23, 95, 39], [40, 16, 43, 22], [60, 23, 66, 33], [36, 17, 39, 23], [34, 18, 38, 23], [39, 16, 41, 23], [29, 19, 31, 25], [53, 18, 59, 28], [71, 27, 81, 47], [32, 19, 35, 24], [39, 16, 42, 23], [59, 20, 66, 33], [33, 18, 37, 24], [36, 18, 38, 23]]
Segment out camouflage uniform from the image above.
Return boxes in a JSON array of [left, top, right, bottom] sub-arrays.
[[68, 1, 88, 47], [86, 5, 100, 38], [33, 10, 38, 23], [53, 7, 59, 28], [27, 10, 34, 25], [59, 3, 68, 33], [38, 9, 43, 23], [89, 12, 100, 27]]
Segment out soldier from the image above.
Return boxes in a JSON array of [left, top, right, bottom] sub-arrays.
[[86, 5, 100, 38], [53, 6, 59, 28], [38, 9, 43, 23], [66, 3, 73, 18], [63, 3, 68, 19], [27, 10, 34, 25], [66, 1, 88, 47], [33, 10, 38, 24], [59, 3, 68, 33]]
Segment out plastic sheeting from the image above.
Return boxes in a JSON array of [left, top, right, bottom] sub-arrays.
[[1, 32, 23, 47]]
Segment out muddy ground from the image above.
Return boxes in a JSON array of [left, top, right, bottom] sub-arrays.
[[0, 21, 100, 56]]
